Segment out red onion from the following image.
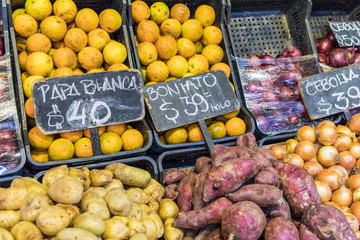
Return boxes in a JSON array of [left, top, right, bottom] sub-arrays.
[[280, 68, 302, 85], [288, 47, 302, 57], [260, 79, 275, 88], [287, 115, 300, 125], [0, 129, 15, 141], [329, 48, 350, 68], [0, 81, 6, 95], [256, 53, 274, 66], [293, 85, 301, 100], [249, 55, 261, 67], [279, 87, 293, 100], [245, 81, 259, 93], [0, 141, 18, 154], [292, 100, 306, 116], [345, 46, 357, 64], [325, 30, 338, 47], [262, 91, 279, 102], [257, 115, 270, 131], [317, 38, 334, 55], [318, 53, 329, 65], [314, 37, 319, 48], [276, 48, 289, 59], [355, 53, 360, 64]]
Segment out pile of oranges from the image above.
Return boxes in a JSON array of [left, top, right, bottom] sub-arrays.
[[13, 0, 144, 161]]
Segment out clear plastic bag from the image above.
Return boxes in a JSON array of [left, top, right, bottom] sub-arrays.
[[236, 54, 338, 135]]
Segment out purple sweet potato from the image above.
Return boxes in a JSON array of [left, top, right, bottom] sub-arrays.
[[192, 171, 207, 210], [301, 204, 357, 240], [228, 146, 251, 158], [177, 172, 197, 212], [195, 225, 218, 240], [264, 217, 299, 240], [163, 168, 187, 184], [164, 184, 178, 200], [195, 156, 212, 173], [254, 147, 277, 161], [221, 201, 267, 240], [173, 197, 233, 229], [299, 224, 320, 240], [262, 197, 291, 220], [226, 184, 282, 207], [254, 167, 280, 187], [251, 151, 272, 169], [211, 145, 238, 167], [273, 161, 321, 218], [202, 158, 260, 203], [236, 133, 257, 150], [204, 229, 222, 240]]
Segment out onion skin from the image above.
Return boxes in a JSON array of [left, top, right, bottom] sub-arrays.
[[355, 53, 360, 64], [316, 124, 338, 146], [326, 30, 338, 47], [350, 142, 360, 159], [349, 174, 360, 191], [283, 153, 304, 168], [315, 169, 343, 191], [304, 161, 323, 178], [329, 48, 351, 68], [331, 186, 353, 207], [345, 213, 360, 233], [270, 145, 286, 160], [351, 202, 360, 223], [318, 53, 329, 64], [318, 120, 337, 129], [339, 151, 356, 173], [318, 146, 340, 167], [334, 133, 353, 152], [325, 201, 341, 209], [285, 139, 298, 153], [340, 206, 351, 214], [317, 37, 334, 55], [352, 188, 360, 202], [348, 113, 360, 135], [315, 180, 332, 204], [328, 165, 349, 185], [297, 126, 316, 143], [336, 125, 353, 136], [288, 47, 302, 57], [295, 141, 316, 162]]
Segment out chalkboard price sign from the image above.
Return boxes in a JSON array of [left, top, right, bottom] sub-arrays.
[[298, 65, 360, 120], [143, 70, 240, 132], [32, 70, 145, 134], [329, 21, 360, 47]]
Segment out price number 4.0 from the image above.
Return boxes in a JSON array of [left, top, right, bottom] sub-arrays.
[[67, 100, 111, 126]]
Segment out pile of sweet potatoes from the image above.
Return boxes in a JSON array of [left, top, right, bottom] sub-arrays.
[[163, 133, 357, 240]]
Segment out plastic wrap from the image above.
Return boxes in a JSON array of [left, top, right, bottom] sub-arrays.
[[0, 53, 21, 175], [237, 54, 340, 135]]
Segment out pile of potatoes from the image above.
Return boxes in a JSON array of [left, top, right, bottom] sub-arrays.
[[0, 163, 181, 240]]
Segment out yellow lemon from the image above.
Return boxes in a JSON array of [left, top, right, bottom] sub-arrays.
[[25, 0, 52, 21], [103, 41, 127, 64], [100, 132, 122, 154], [150, 2, 169, 24], [165, 127, 187, 144], [208, 121, 226, 139], [23, 75, 44, 98]]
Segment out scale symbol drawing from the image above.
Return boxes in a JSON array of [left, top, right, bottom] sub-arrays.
[[47, 104, 64, 130]]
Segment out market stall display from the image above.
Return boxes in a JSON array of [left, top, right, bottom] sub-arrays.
[[8, 0, 152, 171], [128, 0, 255, 152]]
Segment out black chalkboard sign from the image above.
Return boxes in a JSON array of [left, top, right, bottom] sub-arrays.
[[298, 65, 360, 120], [32, 70, 145, 134], [143, 70, 240, 132], [329, 21, 360, 47]]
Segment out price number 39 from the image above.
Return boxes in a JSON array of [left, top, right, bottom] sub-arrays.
[[67, 100, 111, 126], [328, 86, 360, 111]]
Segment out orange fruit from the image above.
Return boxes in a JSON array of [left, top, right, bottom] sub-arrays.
[[202, 44, 223, 65], [59, 130, 83, 143], [14, 13, 38, 38], [87, 68, 105, 73], [177, 38, 196, 60], [137, 42, 158, 66], [187, 123, 204, 142], [182, 19, 203, 42], [52, 67, 74, 77], [149, 2, 169, 25], [165, 77, 176, 81], [155, 35, 178, 60], [16, 36, 27, 52], [121, 129, 144, 151], [53, 47, 77, 69], [88, 28, 110, 51], [132, 0, 150, 23], [103, 41, 127, 65], [99, 9, 122, 33], [48, 138, 75, 160], [78, 47, 103, 71], [84, 127, 105, 138], [28, 126, 54, 151], [18, 51, 28, 71], [136, 20, 159, 44], [26, 52, 53, 77], [26, 33, 51, 53], [194, 5, 215, 27], [160, 18, 182, 38], [158, 134, 166, 144], [188, 54, 209, 74], [53, 0, 78, 23], [31, 149, 50, 162], [195, 41, 204, 54], [210, 63, 231, 78], [74, 137, 93, 158], [100, 132, 122, 154], [23, 75, 44, 98], [147, 61, 169, 82], [170, 3, 190, 23], [201, 26, 223, 46], [25, 0, 52, 21], [75, 8, 99, 32], [73, 68, 84, 75], [167, 55, 188, 78], [25, 97, 35, 118], [106, 123, 126, 135], [52, 41, 65, 49], [12, 8, 26, 23], [182, 72, 194, 78], [21, 72, 30, 83], [40, 16, 67, 42], [165, 127, 187, 144], [64, 28, 88, 52], [208, 121, 226, 139], [107, 63, 129, 71], [222, 108, 240, 119], [225, 117, 246, 136]]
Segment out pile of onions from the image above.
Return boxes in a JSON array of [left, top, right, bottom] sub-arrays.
[[317, 29, 360, 68]]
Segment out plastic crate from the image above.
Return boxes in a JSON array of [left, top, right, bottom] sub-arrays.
[[34, 156, 159, 182], [0, 2, 26, 177], [258, 132, 296, 148], [8, 0, 153, 173], [0, 175, 22, 188], [127, 0, 255, 152], [226, 0, 342, 137]]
